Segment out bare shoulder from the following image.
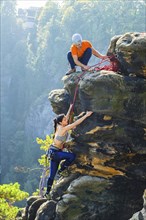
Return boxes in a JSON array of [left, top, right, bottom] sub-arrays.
[[56, 125, 66, 135]]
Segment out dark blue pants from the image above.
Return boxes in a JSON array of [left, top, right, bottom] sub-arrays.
[[67, 47, 92, 69], [46, 148, 76, 193]]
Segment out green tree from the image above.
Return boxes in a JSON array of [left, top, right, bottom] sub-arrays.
[[36, 135, 53, 166], [0, 183, 29, 220]]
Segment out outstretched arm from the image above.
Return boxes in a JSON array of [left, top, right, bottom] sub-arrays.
[[92, 47, 108, 59], [74, 112, 86, 120], [64, 111, 93, 131], [65, 104, 73, 121]]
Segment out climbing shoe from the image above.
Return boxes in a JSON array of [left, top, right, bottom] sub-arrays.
[[58, 169, 69, 178], [66, 68, 76, 75]]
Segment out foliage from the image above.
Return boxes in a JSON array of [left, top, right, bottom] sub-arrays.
[[0, 183, 29, 220], [36, 134, 53, 167], [32, 189, 40, 196]]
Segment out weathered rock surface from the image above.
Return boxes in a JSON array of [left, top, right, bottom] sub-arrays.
[[129, 189, 146, 220], [47, 71, 146, 220], [35, 200, 57, 220], [18, 32, 146, 220], [107, 32, 146, 78]]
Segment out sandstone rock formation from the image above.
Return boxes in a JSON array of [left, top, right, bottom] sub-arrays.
[[107, 32, 146, 78], [18, 32, 146, 220], [129, 189, 146, 220]]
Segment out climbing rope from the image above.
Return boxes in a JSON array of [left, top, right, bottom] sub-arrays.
[[72, 71, 87, 109], [70, 55, 119, 113], [93, 55, 119, 72], [39, 55, 120, 194], [39, 56, 119, 192]]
